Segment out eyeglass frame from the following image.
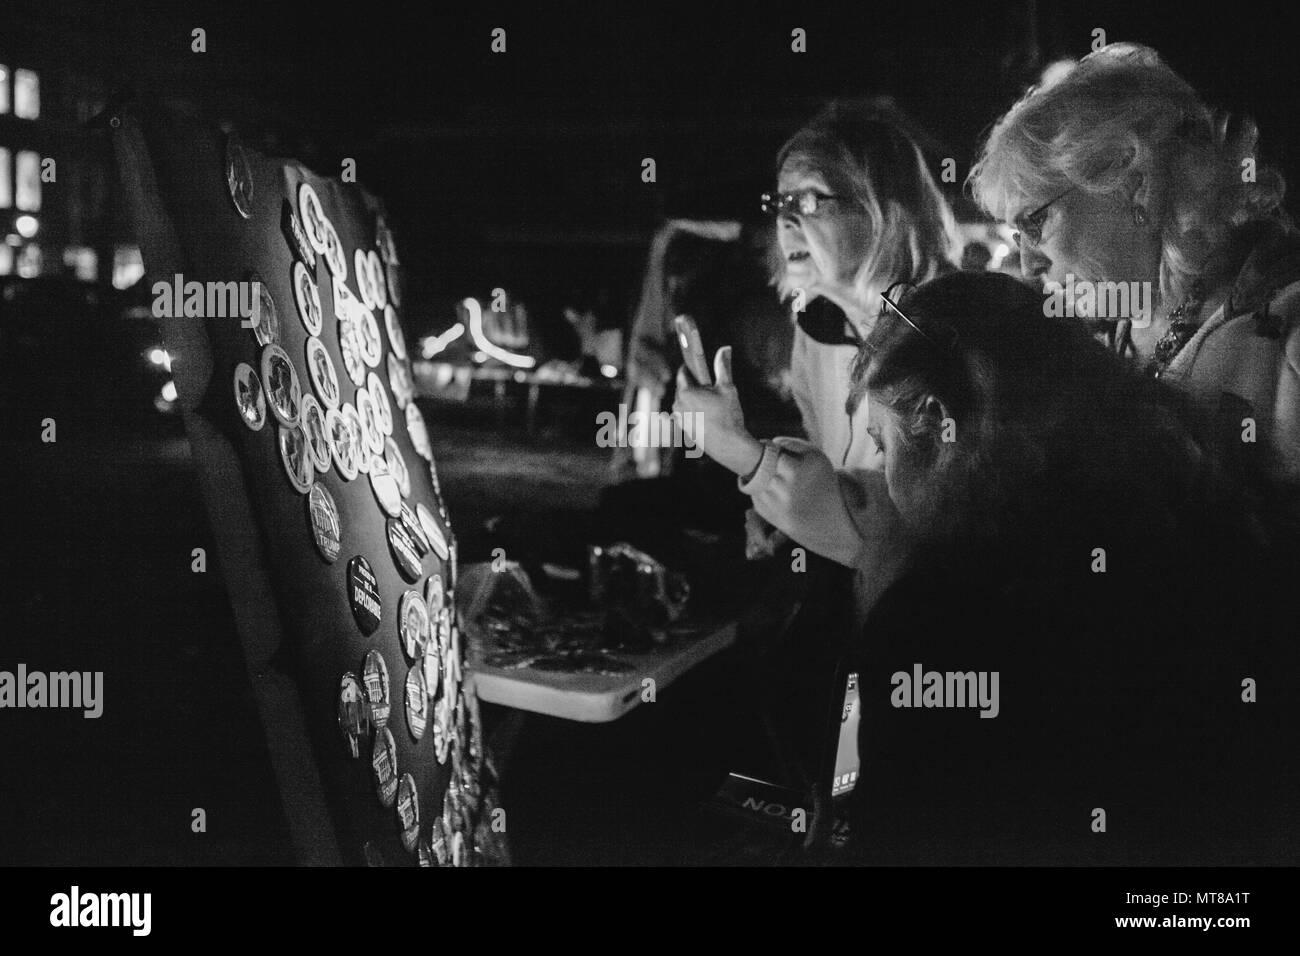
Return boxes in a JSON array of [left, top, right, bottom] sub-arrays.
[[1010, 185, 1076, 248], [760, 189, 848, 218]]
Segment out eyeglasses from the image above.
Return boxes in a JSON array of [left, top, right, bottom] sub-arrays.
[[1011, 186, 1075, 247], [879, 281, 958, 351], [760, 189, 845, 218]]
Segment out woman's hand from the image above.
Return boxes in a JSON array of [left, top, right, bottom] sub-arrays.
[[673, 345, 764, 476]]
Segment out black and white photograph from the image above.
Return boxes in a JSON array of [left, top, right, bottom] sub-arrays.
[[1, 0, 1297, 937]]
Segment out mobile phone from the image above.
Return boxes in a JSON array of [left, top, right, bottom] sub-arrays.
[[673, 314, 713, 386], [830, 671, 861, 798]]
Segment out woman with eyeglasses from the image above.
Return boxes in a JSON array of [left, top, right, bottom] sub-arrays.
[[674, 101, 961, 623], [840, 271, 1300, 865], [969, 42, 1300, 483]]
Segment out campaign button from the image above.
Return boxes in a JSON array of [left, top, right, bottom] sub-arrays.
[[307, 483, 342, 563], [347, 555, 382, 635], [233, 362, 266, 431]]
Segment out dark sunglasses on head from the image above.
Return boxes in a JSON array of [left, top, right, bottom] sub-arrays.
[[878, 281, 959, 351], [1010, 185, 1075, 247], [760, 188, 846, 217]]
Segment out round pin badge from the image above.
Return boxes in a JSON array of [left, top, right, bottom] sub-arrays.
[[424, 573, 445, 618], [404, 406, 432, 463], [405, 664, 428, 741], [357, 307, 383, 368], [385, 438, 412, 499], [338, 317, 368, 388], [337, 672, 370, 759], [354, 248, 375, 310], [421, 631, 442, 702], [320, 218, 347, 280], [368, 251, 388, 309], [292, 260, 323, 336], [278, 425, 315, 494], [398, 589, 429, 661], [442, 779, 460, 835], [362, 648, 391, 730], [299, 394, 332, 474], [298, 182, 329, 256], [387, 517, 424, 582], [433, 687, 452, 764], [347, 555, 382, 635], [398, 502, 430, 556], [415, 502, 450, 561], [326, 406, 359, 481], [383, 305, 407, 361], [368, 453, 403, 518], [356, 388, 384, 457], [451, 830, 466, 868], [368, 372, 394, 437], [307, 483, 342, 563], [304, 337, 340, 410], [260, 343, 301, 428], [429, 816, 450, 867], [224, 133, 255, 219], [342, 403, 368, 476], [417, 837, 433, 867], [395, 772, 420, 853], [387, 352, 413, 410], [233, 362, 267, 431], [371, 726, 398, 808], [245, 271, 280, 347]]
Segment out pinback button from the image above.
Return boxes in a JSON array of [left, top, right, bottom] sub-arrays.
[[383, 305, 407, 361], [424, 573, 445, 617], [298, 182, 329, 256], [386, 439, 412, 500], [326, 406, 359, 480], [356, 388, 384, 457], [386, 352, 414, 409], [387, 517, 423, 582], [337, 671, 370, 759], [292, 260, 323, 336], [398, 588, 429, 661], [368, 372, 393, 436], [396, 772, 420, 853], [433, 689, 451, 764], [421, 632, 442, 701], [357, 307, 383, 368], [415, 502, 450, 561], [348, 555, 382, 635], [224, 133, 255, 219], [451, 830, 466, 868], [308, 483, 342, 563], [371, 726, 398, 808], [429, 816, 450, 867], [354, 248, 375, 310], [279, 425, 315, 493], [362, 647, 392, 730], [281, 200, 317, 272], [387, 261, 401, 308], [245, 271, 280, 347], [368, 250, 388, 309], [417, 838, 433, 867], [260, 343, 302, 428], [299, 394, 332, 474], [368, 453, 403, 517], [405, 664, 428, 741], [339, 318, 367, 388], [403, 403, 434, 463], [233, 362, 267, 431], [305, 337, 340, 409], [398, 502, 429, 555], [342, 404, 368, 476], [320, 217, 346, 280]]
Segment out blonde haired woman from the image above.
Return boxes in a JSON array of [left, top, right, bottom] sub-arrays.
[[675, 101, 960, 622], [969, 42, 1300, 481]]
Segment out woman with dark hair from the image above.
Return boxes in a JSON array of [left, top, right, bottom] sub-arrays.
[[841, 271, 1299, 865]]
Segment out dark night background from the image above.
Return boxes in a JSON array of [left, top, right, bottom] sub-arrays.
[[0, 1, 1296, 866]]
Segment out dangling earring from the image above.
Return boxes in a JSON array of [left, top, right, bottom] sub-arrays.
[[1132, 204, 1148, 226]]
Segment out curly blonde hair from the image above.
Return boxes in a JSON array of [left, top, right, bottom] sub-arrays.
[[770, 100, 960, 310], [968, 43, 1289, 306]]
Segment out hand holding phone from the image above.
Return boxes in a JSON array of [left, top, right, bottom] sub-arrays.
[[673, 314, 713, 387]]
